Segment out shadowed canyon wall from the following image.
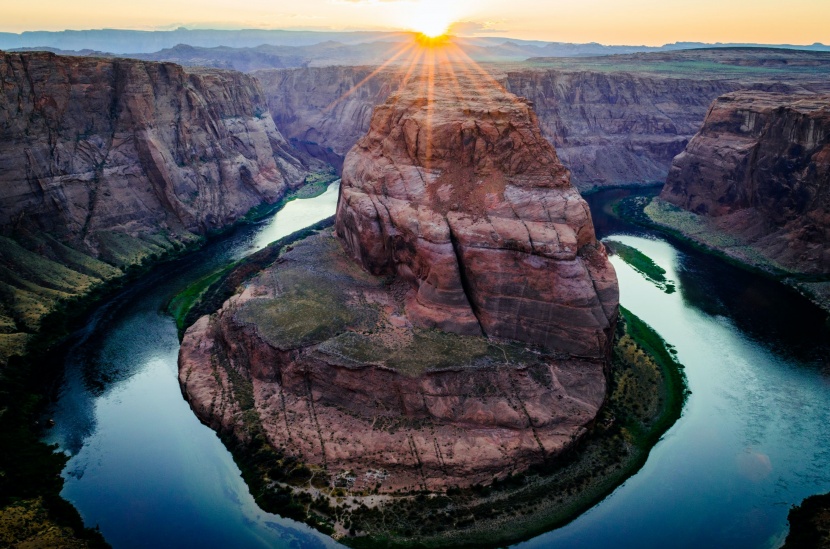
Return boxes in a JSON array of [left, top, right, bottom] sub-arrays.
[[0, 51, 309, 361], [660, 91, 830, 276], [254, 66, 757, 189]]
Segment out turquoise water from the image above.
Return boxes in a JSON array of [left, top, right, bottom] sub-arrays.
[[45, 185, 830, 548]]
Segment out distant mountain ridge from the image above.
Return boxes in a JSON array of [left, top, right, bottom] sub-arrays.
[[2, 27, 828, 57]]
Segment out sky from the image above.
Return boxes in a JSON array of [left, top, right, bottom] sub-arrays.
[[2, 0, 829, 46]]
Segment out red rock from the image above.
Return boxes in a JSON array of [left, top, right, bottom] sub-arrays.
[[0, 51, 308, 252], [179, 69, 618, 494], [661, 91, 830, 275], [335, 70, 618, 357]]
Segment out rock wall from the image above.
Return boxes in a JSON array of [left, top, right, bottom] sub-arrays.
[[179, 232, 607, 492], [503, 70, 742, 188], [335, 70, 618, 357], [660, 91, 830, 275], [0, 51, 306, 245], [256, 66, 744, 188], [0, 51, 308, 361], [255, 66, 403, 162]]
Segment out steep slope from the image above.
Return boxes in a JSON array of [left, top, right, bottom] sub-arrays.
[[0, 51, 308, 361], [179, 70, 617, 499], [503, 70, 742, 187], [654, 91, 830, 307], [255, 65, 403, 169]]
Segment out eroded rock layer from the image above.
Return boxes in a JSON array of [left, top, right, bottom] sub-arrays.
[[0, 51, 305, 244], [660, 91, 830, 275], [335, 70, 618, 357]]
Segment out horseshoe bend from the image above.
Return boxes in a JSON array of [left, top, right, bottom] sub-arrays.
[[178, 70, 620, 532]]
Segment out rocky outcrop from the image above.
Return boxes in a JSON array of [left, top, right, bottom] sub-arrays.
[[660, 91, 830, 275], [179, 71, 617, 494], [0, 51, 309, 362], [336, 70, 618, 357]]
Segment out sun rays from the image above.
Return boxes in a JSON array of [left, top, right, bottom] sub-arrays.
[[321, 33, 525, 177]]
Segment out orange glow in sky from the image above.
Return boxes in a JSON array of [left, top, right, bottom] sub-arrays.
[[1, 0, 829, 46]]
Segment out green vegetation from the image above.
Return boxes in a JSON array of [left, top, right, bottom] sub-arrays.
[[605, 239, 676, 293], [237, 268, 360, 349], [782, 491, 830, 549], [0, 344, 109, 547], [170, 217, 339, 337], [320, 330, 543, 376], [170, 171, 339, 334]]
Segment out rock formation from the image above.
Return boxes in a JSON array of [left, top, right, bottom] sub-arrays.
[[179, 70, 618, 494], [660, 91, 830, 275], [335, 69, 618, 357], [255, 66, 403, 171], [0, 51, 309, 362]]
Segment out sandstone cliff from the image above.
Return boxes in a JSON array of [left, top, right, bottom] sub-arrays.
[[179, 70, 618, 497], [503, 70, 742, 187], [256, 49, 830, 190], [255, 66, 403, 168], [0, 51, 308, 361], [656, 91, 830, 307]]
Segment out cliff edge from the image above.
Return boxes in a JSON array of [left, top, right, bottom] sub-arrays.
[[654, 91, 830, 309], [0, 51, 309, 362]]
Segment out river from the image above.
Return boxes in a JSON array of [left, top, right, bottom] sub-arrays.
[[44, 184, 830, 548]]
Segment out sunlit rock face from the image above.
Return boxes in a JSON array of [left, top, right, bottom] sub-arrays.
[[661, 91, 830, 275], [336, 69, 618, 358]]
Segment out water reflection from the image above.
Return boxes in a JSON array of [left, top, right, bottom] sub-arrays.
[[43, 183, 830, 549], [44, 183, 342, 549], [518, 193, 830, 549]]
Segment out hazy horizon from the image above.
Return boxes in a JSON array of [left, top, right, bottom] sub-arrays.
[[3, 0, 829, 47]]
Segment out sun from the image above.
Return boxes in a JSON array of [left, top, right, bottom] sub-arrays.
[[411, 17, 451, 39], [408, 2, 455, 38]]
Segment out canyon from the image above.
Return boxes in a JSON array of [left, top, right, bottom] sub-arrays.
[[653, 91, 830, 309], [0, 51, 313, 362], [1, 41, 829, 548], [178, 69, 618, 501]]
